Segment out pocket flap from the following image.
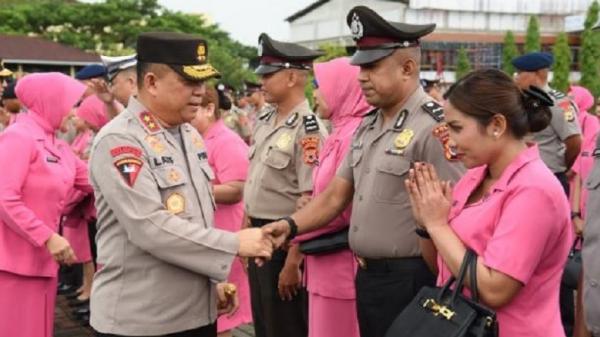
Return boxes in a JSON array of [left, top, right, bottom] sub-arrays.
[[264, 149, 291, 170], [154, 166, 187, 189], [376, 160, 410, 176]]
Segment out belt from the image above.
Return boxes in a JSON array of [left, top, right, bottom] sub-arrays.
[[249, 217, 275, 228], [355, 256, 426, 273]]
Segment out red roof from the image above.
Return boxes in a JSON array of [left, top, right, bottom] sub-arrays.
[[0, 34, 100, 65]]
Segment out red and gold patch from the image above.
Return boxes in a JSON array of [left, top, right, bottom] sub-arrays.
[[139, 111, 161, 133], [559, 101, 576, 122], [301, 136, 320, 165], [110, 146, 142, 158], [432, 124, 458, 161], [114, 157, 143, 187]]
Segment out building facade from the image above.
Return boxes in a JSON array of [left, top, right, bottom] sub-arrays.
[[286, 0, 593, 81]]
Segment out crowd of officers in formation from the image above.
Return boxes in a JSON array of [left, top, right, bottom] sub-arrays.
[[1, 4, 600, 337]]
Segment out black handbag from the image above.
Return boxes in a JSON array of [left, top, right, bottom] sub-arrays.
[[562, 237, 582, 290], [384, 249, 498, 337], [298, 228, 349, 255]]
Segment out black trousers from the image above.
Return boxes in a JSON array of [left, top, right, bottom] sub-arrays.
[[95, 323, 216, 337], [555, 171, 574, 337], [248, 218, 308, 337], [355, 257, 435, 337]]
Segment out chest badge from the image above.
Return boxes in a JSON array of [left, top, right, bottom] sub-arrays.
[[276, 133, 293, 150], [145, 135, 166, 154], [192, 136, 204, 149], [394, 129, 414, 149], [166, 192, 185, 214]]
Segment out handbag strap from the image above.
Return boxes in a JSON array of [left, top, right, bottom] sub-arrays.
[[439, 249, 474, 303], [469, 251, 480, 303]]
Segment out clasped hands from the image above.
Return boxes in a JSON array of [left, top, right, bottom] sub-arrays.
[[236, 220, 295, 266]]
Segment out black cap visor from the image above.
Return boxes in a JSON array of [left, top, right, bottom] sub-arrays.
[[350, 48, 395, 66]]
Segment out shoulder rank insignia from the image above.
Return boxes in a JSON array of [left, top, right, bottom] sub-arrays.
[[301, 136, 320, 165], [114, 157, 143, 187], [559, 100, 576, 122], [548, 89, 566, 100], [139, 111, 161, 133], [303, 114, 319, 133], [422, 101, 444, 122], [433, 124, 459, 161]]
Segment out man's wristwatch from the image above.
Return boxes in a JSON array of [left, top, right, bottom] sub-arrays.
[[571, 211, 582, 220], [415, 227, 431, 239], [280, 216, 298, 240]]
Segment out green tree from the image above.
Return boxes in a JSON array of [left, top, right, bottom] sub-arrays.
[[316, 43, 348, 62], [525, 16, 541, 53], [455, 47, 471, 80], [0, 0, 257, 88], [580, 0, 600, 97], [501, 31, 519, 75], [551, 32, 571, 92]]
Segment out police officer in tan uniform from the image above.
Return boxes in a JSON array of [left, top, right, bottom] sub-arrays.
[[217, 83, 252, 143], [512, 52, 582, 336], [243, 33, 327, 337], [101, 54, 138, 108], [89, 32, 273, 337], [263, 6, 464, 337]]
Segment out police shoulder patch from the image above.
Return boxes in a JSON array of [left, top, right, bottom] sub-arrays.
[[114, 156, 143, 187], [422, 101, 444, 122], [303, 114, 319, 133], [548, 89, 566, 100]]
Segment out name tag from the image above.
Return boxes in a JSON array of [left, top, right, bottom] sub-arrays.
[[152, 156, 174, 167]]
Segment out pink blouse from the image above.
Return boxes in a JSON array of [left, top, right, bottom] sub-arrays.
[[438, 145, 572, 337]]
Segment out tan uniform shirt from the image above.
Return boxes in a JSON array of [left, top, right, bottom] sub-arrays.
[[244, 100, 327, 219], [223, 106, 252, 141], [583, 136, 600, 335], [89, 97, 239, 335], [337, 87, 465, 258], [531, 87, 581, 173]]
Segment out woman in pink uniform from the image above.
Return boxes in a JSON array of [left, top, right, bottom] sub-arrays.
[[407, 69, 572, 337], [295, 57, 370, 337], [569, 86, 598, 337], [0, 72, 92, 337], [63, 94, 109, 303], [190, 84, 252, 337]]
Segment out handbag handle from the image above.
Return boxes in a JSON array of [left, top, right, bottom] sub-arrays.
[[469, 252, 480, 303], [437, 249, 475, 304]]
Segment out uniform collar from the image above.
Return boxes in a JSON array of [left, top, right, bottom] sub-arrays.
[[468, 144, 540, 193], [277, 99, 310, 129], [371, 86, 427, 130]]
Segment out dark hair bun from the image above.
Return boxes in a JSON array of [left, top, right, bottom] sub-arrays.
[[521, 86, 552, 133], [216, 87, 232, 110]]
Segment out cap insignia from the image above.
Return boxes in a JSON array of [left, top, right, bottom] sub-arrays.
[[350, 13, 364, 41], [197, 44, 207, 63]]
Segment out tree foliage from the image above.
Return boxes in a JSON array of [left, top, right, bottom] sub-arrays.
[[501, 31, 519, 75], [551, 32, 571, 92], [455, 47, 471, 81], [0, 0, 257, 88], [525, 16, 541, 53], [580, 0, 600, 97]]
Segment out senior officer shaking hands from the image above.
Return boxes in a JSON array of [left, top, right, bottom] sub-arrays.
[[263, 6, 464, 337], [89, 32, 273, 337]]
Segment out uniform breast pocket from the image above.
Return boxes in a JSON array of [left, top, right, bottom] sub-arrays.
[[351, 148, 363, 168], [248, 145, 257, 160], [199, 161, 215, 181], [153, 166, 191, 215], [263, 148, 291, 170], [373, 159, 410, 204]]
